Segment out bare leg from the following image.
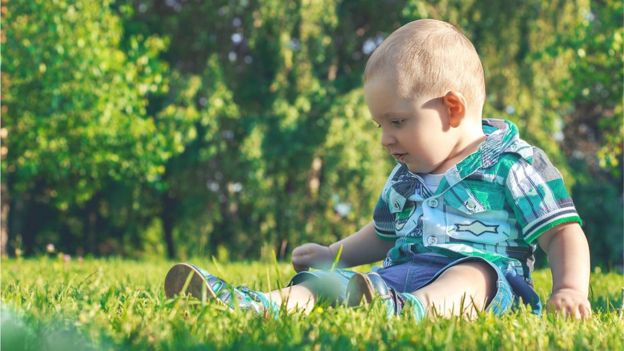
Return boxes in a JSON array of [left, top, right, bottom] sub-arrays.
[[264, 283, 317, 314], [412, 261, 497, 319]]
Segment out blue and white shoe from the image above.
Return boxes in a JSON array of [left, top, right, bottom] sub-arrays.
[[164, 263, 279, 318]]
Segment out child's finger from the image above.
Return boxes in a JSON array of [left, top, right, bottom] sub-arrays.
[[291, 245, 309, 256], [575, 306, 585, 319], [292, 263, 309, 272], [578, 302, 592, 319], [571, 305, 581, 319]]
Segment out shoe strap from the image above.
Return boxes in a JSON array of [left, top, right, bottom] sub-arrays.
[[397, 292, 426, 320], [238, 287, 280, 319], [388, 288, 405, 315]]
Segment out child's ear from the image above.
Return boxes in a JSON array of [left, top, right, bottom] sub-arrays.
[[442, 91, 466, 128]]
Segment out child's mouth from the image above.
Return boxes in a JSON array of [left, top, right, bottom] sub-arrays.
[[392, 153, 407, 161]]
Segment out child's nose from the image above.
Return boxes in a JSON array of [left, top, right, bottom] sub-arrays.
[[381, 129, 396, 147]]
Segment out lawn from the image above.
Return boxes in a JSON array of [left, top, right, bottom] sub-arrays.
[[1, 258, 623, 350]]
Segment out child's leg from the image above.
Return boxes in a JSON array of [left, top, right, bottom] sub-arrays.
[[274, 269, 358, 314], [264, 283, 317, 314], [165, 263, 352, 316], [411, 261, 497, 319]]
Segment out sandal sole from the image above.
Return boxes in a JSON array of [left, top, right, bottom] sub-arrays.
[[346, 272, 375, 306], [164, 263, 218, 300]]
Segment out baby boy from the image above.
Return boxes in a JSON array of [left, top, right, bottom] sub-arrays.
[[164, 19, 591, 320]]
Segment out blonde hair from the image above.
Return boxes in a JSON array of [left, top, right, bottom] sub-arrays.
[[364, 19, 485, 110]]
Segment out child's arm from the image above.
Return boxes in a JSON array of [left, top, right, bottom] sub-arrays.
[[291, 222, 394, 272], [537, 222, 592, 319]]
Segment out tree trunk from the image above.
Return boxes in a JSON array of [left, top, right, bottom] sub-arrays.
[[162, 193, 176, 259], [83, 193, 101, 255], [20, 179, 49, 256], [1, 182, 9, 256]]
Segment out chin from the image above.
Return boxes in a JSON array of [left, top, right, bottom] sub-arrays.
[[405, 164, 421, 173], [406, 163, 435, 174]]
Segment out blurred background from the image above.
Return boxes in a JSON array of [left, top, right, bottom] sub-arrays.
[[2, 0, 622, 270]]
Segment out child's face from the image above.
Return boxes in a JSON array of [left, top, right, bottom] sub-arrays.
[[364, 74, 461, 174]]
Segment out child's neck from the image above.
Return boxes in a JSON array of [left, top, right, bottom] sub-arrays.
[[431, 123, 486, 174]]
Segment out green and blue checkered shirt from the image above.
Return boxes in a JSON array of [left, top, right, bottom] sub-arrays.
[[373, 119, 582, 282]]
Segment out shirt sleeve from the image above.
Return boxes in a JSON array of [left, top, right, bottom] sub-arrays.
[[504, 148, 583, 243], [373, 164, 402, 241]]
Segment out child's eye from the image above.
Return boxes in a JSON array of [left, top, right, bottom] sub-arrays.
[[391, 119, 406, 127]]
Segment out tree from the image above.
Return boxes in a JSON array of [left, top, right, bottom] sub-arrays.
[[2, 0, 170, 254]]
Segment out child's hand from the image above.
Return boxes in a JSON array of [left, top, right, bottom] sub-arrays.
[[547, 288, 592, 319], [291, 243, 334, 272]]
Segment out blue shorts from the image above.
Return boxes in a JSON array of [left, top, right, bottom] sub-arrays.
[[288, 254, 542, 315]]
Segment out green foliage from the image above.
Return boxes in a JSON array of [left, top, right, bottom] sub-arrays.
[[533, 0, 624, 269], [122, 0, 395, 259], [4, 0, 168, 203], [575, 184, 623, 269], [3, 0, 621, 267], [2, 0, 176, 254], [555, 0, 623, 177], [1, 259, 623, 350]]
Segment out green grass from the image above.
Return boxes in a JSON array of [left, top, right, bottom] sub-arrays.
[[1, 257, 623, 350]]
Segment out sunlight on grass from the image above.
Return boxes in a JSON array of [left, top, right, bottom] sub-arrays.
[[1, 258, 622, 350]]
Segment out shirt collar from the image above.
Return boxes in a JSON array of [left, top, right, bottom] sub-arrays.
[[444, 118, 532, 189], [390, 118, 532, 199]]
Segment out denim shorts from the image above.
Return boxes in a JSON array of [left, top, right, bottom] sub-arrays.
[[288, 254, 542, 315]]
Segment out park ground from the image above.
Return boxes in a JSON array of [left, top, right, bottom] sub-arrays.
[[1, 258, 623, 350]]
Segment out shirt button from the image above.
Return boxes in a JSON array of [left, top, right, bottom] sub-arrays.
[[426, 236, 437, 245], [466, 201, 476, 211], [427, 199, 439, 208]]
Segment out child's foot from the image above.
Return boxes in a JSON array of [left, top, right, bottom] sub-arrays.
[[346, 272, 425, 319], [164, 263, 278, 317]]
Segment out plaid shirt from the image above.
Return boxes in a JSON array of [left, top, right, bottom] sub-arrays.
[[373, 119, 582, 282]]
